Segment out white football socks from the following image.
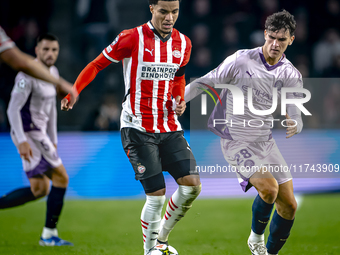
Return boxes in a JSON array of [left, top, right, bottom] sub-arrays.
[[141, 195, 166, 253], [158, 184, 201, 242], [249, 229, 265, 243], [41, 227, 58, 239]]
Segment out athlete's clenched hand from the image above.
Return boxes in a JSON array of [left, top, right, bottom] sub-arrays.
[[285, 113, 297, 138], [61, 88, 77, 111], [175, 96, 186, 116], [18, 141, 33, 163]]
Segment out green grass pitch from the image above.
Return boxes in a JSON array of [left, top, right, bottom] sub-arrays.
[[0, 194, 339, 254]]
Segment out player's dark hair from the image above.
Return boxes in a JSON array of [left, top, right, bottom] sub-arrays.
[[36, 33, 59, 44], [265, 10, 296, 36], [149, 0, 181, 5]]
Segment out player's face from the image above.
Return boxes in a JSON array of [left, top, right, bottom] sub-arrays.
[[35, 39, 59, 67], [150, 1, 179, 38], [263, 29, 294, 64]]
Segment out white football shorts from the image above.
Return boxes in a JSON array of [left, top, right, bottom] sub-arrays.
[[220, 138, 292, 192], [11, 130, 62, 178]]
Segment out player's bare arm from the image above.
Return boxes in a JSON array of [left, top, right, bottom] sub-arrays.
[[0, 46, 77, 103], [0, 47, 60, 83]]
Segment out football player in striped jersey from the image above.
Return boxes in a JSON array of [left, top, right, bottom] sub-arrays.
[[61, 0, 201, 254]]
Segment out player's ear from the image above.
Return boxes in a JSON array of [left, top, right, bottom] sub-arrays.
[[150, 5, 154, 14], [289, 35, 295, 45]]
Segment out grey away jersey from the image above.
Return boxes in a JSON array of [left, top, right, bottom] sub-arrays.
[[185, 47, 303, 142], [7, 64, 59, 145]]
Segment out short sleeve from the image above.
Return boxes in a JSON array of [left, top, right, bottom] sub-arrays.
[[102, 29, 137, 63]]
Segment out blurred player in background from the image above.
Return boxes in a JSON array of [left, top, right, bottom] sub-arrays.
[[183, 10, 301, 255], [61, 0, 201, 253], [0, 26, 77, 100], [0, 34, 73, 246]]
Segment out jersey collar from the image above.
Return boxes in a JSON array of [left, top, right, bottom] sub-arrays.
[[147, 21, 172, 43], [258, 47, 285, 71]]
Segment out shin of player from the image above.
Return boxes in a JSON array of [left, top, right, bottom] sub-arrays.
[[1, 34, 72, 246], [140, 176, 201, 253], [127, 132, 201, 255], [157, 184, 201, 243]]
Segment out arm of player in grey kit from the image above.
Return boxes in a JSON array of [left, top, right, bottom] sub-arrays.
[[47, 97, 58, 146], [284, 73, 304, 135], [286, 104, 303, 134], [184, 75, 213, 103], [7, 80, 32, 144], [184, 52, 237, 103]]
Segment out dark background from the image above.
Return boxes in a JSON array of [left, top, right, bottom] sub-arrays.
[[1, 0, 340, 132]]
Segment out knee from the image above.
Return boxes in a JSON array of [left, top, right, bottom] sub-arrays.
[[289, 200, 298, 217], [57, 174, 69, 187], [62, 173, 69, 185], [146, 188, 166, 196], [179, 184, 202, 201], [177, 175, 201, 186], [58, 168, 69, 185], [258, 182, 278, 204], [145, 194, 166, 208], [282, 199, 297, 218], [54, 172, 69, 187], [190, 177, 201, 187], [31, 186, 49, 198]]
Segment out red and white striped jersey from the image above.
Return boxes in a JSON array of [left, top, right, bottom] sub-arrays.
[[0, 26, 15, 54], [102, 21, 192, 133]]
